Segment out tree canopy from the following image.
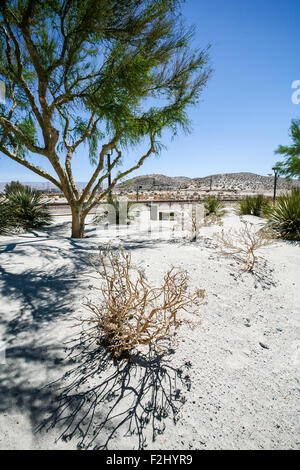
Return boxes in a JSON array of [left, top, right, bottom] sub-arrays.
[[0, 0, 212, 237], [275, 119, 300, 179]]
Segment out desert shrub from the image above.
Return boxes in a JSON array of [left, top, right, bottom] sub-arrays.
[[186, 205, 204, 242], [183, 205, 222, 242], [0, 199, 16, 234], [170, 204, 223, 242], [171, 204, 203, 242], [204, 196, 225, 217], [84, 247, 205, 359], [216, 221, 274, 271], [7, 187, 52, 229], [4, 180, 26, 196], [238, 195, 270, 217], [267, 188, 300, 240], [238, 197, 252, 215]]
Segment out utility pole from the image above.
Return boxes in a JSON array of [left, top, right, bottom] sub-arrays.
[[107, 149, 112, 201], [272, 166, 279, 201], [136, 185, 142, 201]]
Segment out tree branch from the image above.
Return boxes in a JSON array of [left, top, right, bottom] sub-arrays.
[[1, 23, 45, 133], [0, 117, 47, 155], [79, 132, 121, 203], [72, 113, 99, 151], [0, 143, 62, 190], [84, 133, 156, 215]]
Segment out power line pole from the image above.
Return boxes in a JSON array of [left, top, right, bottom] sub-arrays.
[[107, 150, 112, 200], [272, 166, 279, 201], [136, 185, 142, 201]]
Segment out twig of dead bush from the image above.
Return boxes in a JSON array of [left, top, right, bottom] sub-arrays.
[[216, 221, 274, 271], [172, 205, 223, 242], [83, 246, 205, 359]]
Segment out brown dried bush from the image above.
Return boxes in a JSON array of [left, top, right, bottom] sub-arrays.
[[83, 246, 205, 359], [216, 221, 274, 271], [170, 205, 223, 242], [186, 205, 223, 242]]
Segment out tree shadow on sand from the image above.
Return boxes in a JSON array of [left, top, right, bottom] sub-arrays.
[[0, 236, 98, 340], [37, 332, 193, 449], [0, 231, 193, 449]]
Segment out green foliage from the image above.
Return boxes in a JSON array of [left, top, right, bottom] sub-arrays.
[[0, 187, 52, 233], [0, 1, 212, 237], [267, 188, 300, 240], [275, 119, 300, 179], [8, 187, 52, 229], [238, 197, 252, 216], [204, 196, 225, 217], [0, 198, 15, 234], [0, 0, 212, 161], [4, 180, 26, 196], [238, 195, 270, 217]]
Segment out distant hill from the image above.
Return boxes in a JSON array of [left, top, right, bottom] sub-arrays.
[[0, 181, 89, 193], [115, 172, 300, 192], [1, 172, 299, 194], [116, 174, 191, 191]]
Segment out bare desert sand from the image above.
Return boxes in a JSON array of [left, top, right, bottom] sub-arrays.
[[0, 207, 299, 450]]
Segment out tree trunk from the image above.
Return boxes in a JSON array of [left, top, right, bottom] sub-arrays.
[[71, 205, 85, 238]]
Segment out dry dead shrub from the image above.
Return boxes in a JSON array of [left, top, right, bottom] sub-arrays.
[[216, 221, 274, 271], [83, 246, 205, 359], [188, 205, 204, 242], [171, 205, 223, 242], [187, 207, 223, 242]]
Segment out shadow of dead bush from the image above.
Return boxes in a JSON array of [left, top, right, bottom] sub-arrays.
[[38, 331, 193, 449]]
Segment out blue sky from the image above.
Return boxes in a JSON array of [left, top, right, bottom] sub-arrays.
[[0, 0, 299, 182]]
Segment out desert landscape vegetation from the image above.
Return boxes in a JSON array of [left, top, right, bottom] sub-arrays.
[[0, 0, 299, 452]]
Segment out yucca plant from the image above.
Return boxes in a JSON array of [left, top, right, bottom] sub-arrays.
[[267, 188, 300, 240], [4, 180, 26, 197], [0, 199, 15, 234], [238, 195, 270, 217], [238, 196, 253, 215], [204, 196, 225, 217], [7, 187, 52, 229]]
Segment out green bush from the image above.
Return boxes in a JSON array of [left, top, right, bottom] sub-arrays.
[[204, 196, 225, 217], [238, 195, 270, 217], [0, 187, 52, 233], [267, 188, 300, 240], [4, 180, 26, 196], [8, 187, 52, 229], [0, 199, 15, 234]]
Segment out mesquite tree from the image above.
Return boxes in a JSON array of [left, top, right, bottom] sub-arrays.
[[275, 119, 300, 180], [0, 0, 212, 237]]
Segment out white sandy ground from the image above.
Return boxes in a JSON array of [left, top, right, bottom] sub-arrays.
[[0, 207, 299, 450]]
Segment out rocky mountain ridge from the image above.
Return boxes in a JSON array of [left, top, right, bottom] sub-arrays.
[[1, 172, 299, 194], [115, 172, 299, 192]]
